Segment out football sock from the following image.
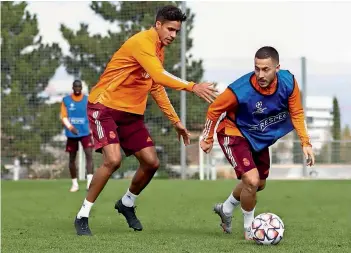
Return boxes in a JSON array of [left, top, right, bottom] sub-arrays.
[[86, 174, 93, 189], [223, 193, 240, 216], [77, 199, 94, 218], [72, 178, 78, 187], [242, 207, 255, 228], [121, 189, 138, 207]]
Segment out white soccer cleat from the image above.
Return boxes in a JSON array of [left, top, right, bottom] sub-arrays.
[[244, 226, 254, 240], [70, 185, 79, 192]]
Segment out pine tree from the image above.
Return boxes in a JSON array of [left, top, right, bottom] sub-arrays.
[[331, 97, 341, 163], [1, 2, 62, 164], [340, 125, 351, 163]]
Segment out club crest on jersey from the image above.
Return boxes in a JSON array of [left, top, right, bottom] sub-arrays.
[[252, 101, 267, 114], [109, 131, 116, 139], [243, 158, 250, 166]]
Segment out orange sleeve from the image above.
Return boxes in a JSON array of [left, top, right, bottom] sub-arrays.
[[60, 101, 73, 130], [289, 79, 312, 147], [60, 102, 68, 120], [202, 88, 238, 143], [131, 38, 195, 92], [150, 82, 180, 124]]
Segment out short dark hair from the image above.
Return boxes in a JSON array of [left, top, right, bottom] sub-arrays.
[[255, 46, 279, 63], [155, 5, 187, 24], [73, 80, 82, 86]]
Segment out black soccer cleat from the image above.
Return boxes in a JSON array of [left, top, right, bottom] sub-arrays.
[[74, 217, 92, 236], [115, 199, 143, 231]]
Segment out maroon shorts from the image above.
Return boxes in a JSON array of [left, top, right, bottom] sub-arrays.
[[217, 133, 270, 180], [66, 135, 94, 152], [87, 102, 154, 156]]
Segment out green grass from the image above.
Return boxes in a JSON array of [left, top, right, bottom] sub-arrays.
[[2, 180, 351, 252]]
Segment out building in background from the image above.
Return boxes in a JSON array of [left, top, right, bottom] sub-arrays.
[[305, 96, 333, 149]]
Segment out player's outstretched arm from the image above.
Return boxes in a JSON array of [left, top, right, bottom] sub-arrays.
[[192, 82, 218, 103], [200, 88, 237, 153], [132, 39, 217, 103], [132, 39, 193, 90]]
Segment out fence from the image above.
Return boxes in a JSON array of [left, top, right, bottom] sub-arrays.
[[1, 1, 351, 180], [199, 138, 351, 180], [2, 135, 351, 180]]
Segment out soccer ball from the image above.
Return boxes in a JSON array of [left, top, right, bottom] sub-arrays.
[[251, 213, 285, 245]]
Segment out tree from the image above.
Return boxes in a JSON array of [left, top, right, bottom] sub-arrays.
[[1, 2, 62, 164], [331, 97, 341, 163], [340, 125, 351, 163], [315, 143, 330, 164], [60, 1, 205, 165]]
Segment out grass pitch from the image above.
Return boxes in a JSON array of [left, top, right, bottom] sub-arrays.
[[2, 180, 350, 252]]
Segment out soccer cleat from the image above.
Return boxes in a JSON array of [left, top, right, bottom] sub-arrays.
[[213, 203, 232, 234], [244, 226, 253, 240], [115, 199, 143, 231], [74, 217, 92, 236], [70, 185, 79, 192]]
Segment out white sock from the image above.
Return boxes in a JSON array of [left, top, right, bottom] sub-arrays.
[[77, 199, 94, 218], [121, 189, 138, 207], [72, 178, 78, 187], [86, 174, 93, 189], [222, 193, 240, 216], [242, 207, 255, 228]]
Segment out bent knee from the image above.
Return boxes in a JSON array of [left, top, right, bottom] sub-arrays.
[[257, 180, 266, 191], [149, 158, 160, 170], [144, 157, 160, 171], [245, 177, 260, 189], [242, 170, 260, 190], [103, 156, 122, 172]]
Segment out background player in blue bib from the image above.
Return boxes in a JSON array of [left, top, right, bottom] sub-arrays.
[[60, 80, 94, 192]]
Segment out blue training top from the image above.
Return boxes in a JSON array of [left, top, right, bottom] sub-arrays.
[[227, 70, 295, 152]]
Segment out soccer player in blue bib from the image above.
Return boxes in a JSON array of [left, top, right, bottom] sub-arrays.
[[200, 46, 315, 239], [60, 80, 94, 192]]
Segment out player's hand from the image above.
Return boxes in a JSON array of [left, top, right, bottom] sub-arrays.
[[70, 127, 79, 135], [200, 139, 213, 154], [174, 122, 191, 146], [302, 146, 315, 166], [192, 82, 218, 103]]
